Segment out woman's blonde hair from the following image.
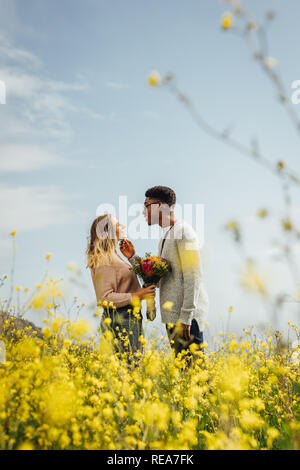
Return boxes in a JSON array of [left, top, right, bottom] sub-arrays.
[[86, 214, 119, 270]]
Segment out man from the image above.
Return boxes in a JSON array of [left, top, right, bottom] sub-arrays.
[[120, 185, 209, 357]]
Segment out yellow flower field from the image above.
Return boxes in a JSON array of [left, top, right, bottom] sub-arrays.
[[1, 1, 300, 452], [0, 312, 299, 450]]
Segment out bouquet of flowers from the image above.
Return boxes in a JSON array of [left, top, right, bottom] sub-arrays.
[[130, 253, 171, 321]]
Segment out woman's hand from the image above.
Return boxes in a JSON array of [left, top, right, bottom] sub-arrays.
[[132, 285, 156, 300], [119, 239, 135, 259]]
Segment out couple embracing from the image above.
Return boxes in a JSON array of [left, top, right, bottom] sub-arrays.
[[87, 186, 209, 361]]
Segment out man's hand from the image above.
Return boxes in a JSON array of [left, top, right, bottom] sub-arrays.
[[172, 322, 191, 342], [119, 239, 135, 259], [181, 323, 191, 342]]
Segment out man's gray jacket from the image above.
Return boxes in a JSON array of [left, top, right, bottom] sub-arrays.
[[130, 219, 209, 331]]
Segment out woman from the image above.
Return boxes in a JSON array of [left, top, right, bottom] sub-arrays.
[[86, 214, 155, 359]]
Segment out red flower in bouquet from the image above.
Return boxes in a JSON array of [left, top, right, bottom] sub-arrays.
[[130, 253, 171, 321], [141, 258, 154, 276]]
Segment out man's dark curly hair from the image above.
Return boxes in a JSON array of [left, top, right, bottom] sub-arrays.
[[145, 186, 176, 207]]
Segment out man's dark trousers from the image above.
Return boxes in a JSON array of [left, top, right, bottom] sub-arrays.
[[166, 318, 204, 357]]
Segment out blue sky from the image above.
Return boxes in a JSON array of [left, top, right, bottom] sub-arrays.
[[0, 0, 300, 339]]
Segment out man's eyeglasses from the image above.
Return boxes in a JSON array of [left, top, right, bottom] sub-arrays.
[[143, 202, 160, 209]]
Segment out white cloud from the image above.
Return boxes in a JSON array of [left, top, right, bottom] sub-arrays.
[[0, 32, 102, 140], [0, 184, 88, 260], [142, 110, 160, 120], [0, 66, 78, 138], [0, 32, 41, 67], [106, 81, 130, 89], [0, 67, 43, 99], [0, 144, 68, 172], [0, 184, 83, 234]]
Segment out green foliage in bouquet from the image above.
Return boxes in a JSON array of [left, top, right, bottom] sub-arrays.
[[130, 253, 170, 286]]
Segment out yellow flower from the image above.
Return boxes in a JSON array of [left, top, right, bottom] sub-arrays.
[[189, 342, 199, 353], [59, 433, 71, 449], [45, 253, 52, 260], [146, 355, 161, 377], [257, 208, 268, 218], [239, 410, 264, 431], [266, 428, 279, 448], [10, 230, 17, 236], [15, 286, 22, 291], [94, 308, 103, 317], [103, 408, 113, 420], [31, 282, 64, 309], [142, 402, 170, 432], [225, 220, 238, 230], [241, 260, 267, 296], [229, 340, 238, 352], [131, 295, 141, 309], [67, 262, 78, 272], [44, 382, 79, 426], [282, 218, 292, 231], [163, 301, 174, 311], [247, 21, 257, 30], [68, 318, 91, 339], [148, 71, 161, 86], [42, 327, 52, 339], [51, 316, 65, 334], [277, 160, 285, 169], [17, 441, 34, 450], [178, 419, 198, 446], [264, 57, 278, 68], [221, 12, 233, 30]]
